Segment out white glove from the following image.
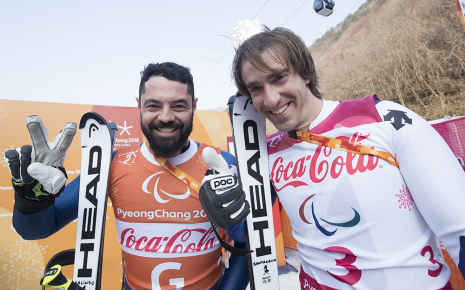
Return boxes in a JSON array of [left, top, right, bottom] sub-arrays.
[[26, 115, 77, 194]]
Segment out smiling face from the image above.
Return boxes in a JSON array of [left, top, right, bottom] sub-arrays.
[[241, 50, 322, 132], [137, 76, 197, 158]]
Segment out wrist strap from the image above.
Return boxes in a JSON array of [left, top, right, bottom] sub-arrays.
[[14, 191, 55, 214], [290, 130, 399, 168], [210, 222, 252, 256]]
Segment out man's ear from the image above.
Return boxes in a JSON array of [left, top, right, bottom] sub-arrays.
[[136, 97, 141, 109], [193, 98, 198, 112]]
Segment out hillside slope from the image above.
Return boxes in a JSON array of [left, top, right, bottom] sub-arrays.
[[309, 0, 465, 121]]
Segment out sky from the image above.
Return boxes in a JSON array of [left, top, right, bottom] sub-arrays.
[[0, 0, 367, 111]]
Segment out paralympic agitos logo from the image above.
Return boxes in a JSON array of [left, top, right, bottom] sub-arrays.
[[143, 172, 190, 204], [298, 194, 361, 236]]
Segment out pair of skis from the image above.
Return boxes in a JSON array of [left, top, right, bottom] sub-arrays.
[[42, 95, 280, 290], [41, 112, 116, 290]]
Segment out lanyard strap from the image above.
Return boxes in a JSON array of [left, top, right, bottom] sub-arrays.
[[154, 155, 202, 192], [290, 131, 399, 168], [147, 142, 252, 256], [145, 142, 202, 192]]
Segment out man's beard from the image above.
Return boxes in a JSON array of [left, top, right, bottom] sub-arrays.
[[141, 116, 194, 158]]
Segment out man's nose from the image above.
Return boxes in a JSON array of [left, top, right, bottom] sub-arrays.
[[157, 107, 175, 123], [263, 86, 280, 109]]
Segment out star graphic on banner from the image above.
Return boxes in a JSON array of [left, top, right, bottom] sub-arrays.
[[117, 121, 133, 136]]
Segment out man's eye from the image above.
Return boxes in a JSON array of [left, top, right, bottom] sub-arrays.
[[250, 86, 260, 92], [274, 75, 284, 82]]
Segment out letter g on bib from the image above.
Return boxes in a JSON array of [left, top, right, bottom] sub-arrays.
[[151, 262, 184, 290]]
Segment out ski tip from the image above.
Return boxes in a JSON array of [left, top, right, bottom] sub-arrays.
[[228, 91, 242, 122], [227, 91, 241, 105], [79, 112, 108, 129]]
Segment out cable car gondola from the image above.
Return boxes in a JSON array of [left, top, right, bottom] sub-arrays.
[[314, 0, 335, 17]]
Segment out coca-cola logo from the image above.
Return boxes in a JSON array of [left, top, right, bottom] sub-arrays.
[[120, 226, 217, 254], [271, 133, 379, 190]]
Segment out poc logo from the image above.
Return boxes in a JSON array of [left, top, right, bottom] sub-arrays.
[[211, 176, 235, 190]]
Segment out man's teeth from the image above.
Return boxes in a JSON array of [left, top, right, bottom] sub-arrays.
[[272, 104, 289, 115], [158, 128, 175, 133]]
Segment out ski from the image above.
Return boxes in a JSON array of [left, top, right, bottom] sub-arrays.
[[73, 112, 116, 290], [228, 93, 280, 290]]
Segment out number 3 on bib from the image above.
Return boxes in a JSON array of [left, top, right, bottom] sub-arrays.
[[325, 246, 361, 286]]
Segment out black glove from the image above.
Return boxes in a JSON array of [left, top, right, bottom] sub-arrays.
[[5, 115, 77, 214], [199, 147, 250, 228]]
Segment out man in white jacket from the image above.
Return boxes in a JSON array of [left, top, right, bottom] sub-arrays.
[[203, 26, 465, 289]]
